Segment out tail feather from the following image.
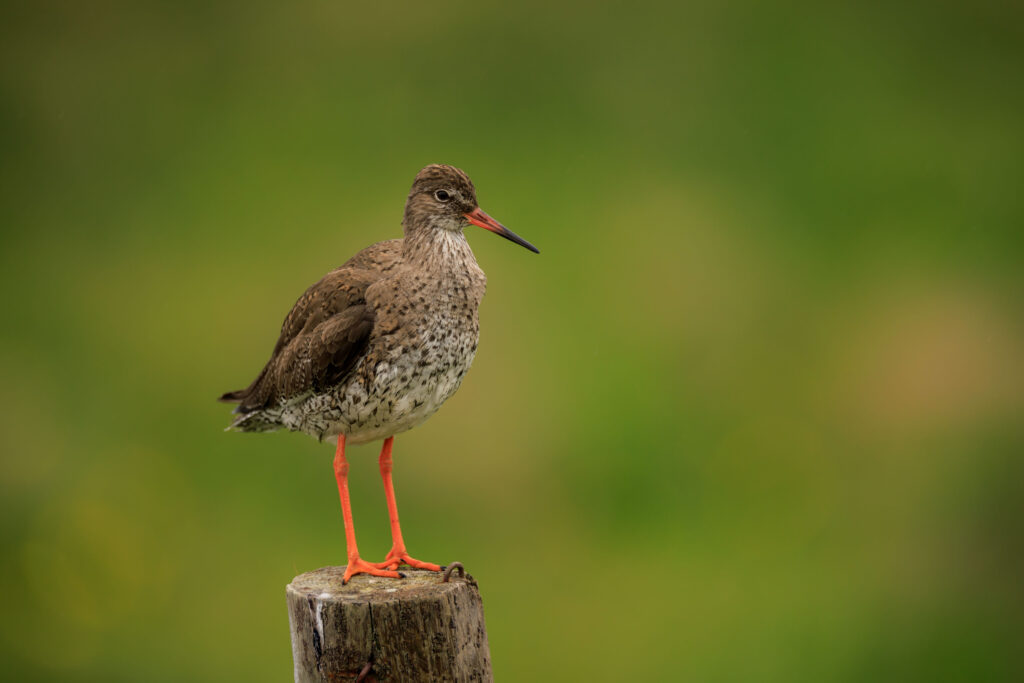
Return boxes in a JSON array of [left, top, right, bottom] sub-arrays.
[[220, 367, 279, 430], [219, 364, 271, 409], [225, 408, 281, 433], [218, 389, 247, 403]]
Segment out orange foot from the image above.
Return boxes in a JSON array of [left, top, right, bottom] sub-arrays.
[[343, 556, 404, 584], [372, 547, 442, 572]]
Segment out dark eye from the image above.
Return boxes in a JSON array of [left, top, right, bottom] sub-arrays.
[[434, 190, 451, 202]]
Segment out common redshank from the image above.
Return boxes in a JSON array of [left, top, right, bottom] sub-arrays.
[[220, 164, 538, 583]]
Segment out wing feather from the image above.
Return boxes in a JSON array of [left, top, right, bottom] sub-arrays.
[[219, 239, 401, 413]]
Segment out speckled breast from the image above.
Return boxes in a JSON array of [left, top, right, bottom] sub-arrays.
[[293, 280, 483, 444]]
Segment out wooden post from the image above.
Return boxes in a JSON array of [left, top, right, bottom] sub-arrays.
[[286, 565, 492, 682]]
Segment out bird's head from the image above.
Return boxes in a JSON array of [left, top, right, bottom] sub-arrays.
[[403, 164, 539, 254]]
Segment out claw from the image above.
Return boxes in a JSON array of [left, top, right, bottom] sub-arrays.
[[371, 550, 442, 572], [342, 557, 403, 584]]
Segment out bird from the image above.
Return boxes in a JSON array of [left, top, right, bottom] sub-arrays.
[[219, 164, 538, 584]]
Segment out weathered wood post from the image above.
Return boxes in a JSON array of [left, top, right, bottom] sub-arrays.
[[287, 565, 492, 682]]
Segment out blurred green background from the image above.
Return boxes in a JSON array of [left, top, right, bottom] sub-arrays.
[[2, 1, 1022, 680]]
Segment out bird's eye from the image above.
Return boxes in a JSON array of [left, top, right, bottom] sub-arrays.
[[434, 190, 451, 202]]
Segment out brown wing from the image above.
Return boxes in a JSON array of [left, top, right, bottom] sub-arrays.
[[219, 239, 402, 412]]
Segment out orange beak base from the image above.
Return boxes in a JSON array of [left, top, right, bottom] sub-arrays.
[[464, 207, 539, 254]]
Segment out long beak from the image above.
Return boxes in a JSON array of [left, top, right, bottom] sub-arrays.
[[464, 207, 540, 254]]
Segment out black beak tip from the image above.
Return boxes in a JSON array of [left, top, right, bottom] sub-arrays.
[[509, 234, 540, 254]]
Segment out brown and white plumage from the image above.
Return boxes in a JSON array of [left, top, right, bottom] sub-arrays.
[[220, 164, 538, 444], [220, 163, 538, 584]]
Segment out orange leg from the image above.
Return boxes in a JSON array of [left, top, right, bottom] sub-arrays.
[[333, 434, 403, 584], [371, 437, 442, 572]]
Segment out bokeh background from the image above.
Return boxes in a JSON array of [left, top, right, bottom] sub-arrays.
[[2, 1, 1022, 681]]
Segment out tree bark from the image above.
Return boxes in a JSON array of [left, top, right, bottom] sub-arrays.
[[286, 566, 492, 682]]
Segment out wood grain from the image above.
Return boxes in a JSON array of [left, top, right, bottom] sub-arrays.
[[287, 566, 492, 682]]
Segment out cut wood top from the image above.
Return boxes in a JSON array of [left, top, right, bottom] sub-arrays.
[[287, 566, 473, 603], [287, 565, 492, 681]]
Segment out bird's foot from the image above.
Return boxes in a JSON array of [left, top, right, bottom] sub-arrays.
[[342, 556, 405, 584], [371, 547, 442, 572]]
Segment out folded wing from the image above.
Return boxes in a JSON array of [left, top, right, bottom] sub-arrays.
[[219, 239, 402, 414]]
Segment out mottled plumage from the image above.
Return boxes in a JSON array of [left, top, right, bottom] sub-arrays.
[[220, 164, 534, 444], [220, 164, 537, 584]]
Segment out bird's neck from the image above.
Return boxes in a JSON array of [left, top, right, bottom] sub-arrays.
[[402, 225, 479, 274]]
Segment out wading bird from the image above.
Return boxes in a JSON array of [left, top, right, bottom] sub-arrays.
[[220, 164, 538, 583]]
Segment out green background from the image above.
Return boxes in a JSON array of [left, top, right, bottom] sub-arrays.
[[2, 2, 1022, 680]]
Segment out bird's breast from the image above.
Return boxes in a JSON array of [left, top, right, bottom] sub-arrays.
[[303, 271, 485, 443]]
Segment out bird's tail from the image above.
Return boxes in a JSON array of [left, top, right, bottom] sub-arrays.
[[220, 366, 281, 432], [219, 389, 248, 403], [224, 408, 281, 433], [218, 364, 270, 408]]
